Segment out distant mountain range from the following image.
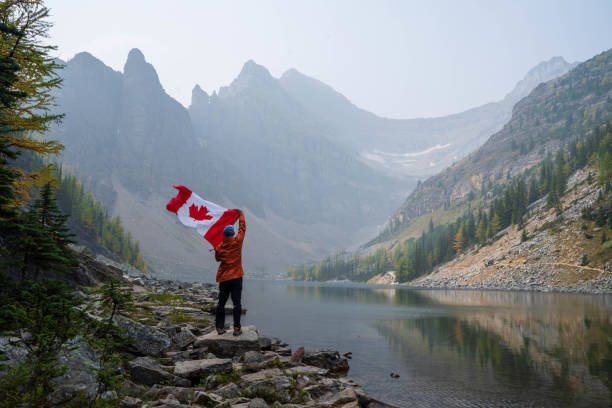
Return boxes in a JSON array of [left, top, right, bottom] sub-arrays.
[[376, 49, 612, 244], [48, 49, 577, 279], [281, 56, 577, 177]]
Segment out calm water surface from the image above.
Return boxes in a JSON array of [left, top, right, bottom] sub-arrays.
[[239, 280, 612, 408]]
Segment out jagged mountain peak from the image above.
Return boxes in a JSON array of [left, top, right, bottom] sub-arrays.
[[123, 48, 163, 91], [239, 59, 273, 79], [218, 59, 283, 100], [191, 84, 209, 106], [504, 56, 577, 104], [70, 51, 103, 65], [126, 48, 146, 64]]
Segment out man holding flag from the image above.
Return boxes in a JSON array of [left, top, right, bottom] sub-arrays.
[[166, 185, 246, 336], [213, 210, 246, 335]]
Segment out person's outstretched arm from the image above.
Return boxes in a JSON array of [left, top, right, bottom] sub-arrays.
[[236, 210, 246, 243]]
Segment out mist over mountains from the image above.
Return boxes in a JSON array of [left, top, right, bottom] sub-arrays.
[[48, 48, 575, 279]]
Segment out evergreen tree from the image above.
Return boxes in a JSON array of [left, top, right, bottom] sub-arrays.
[[489, 213, 501, 237], [453, 226, 465, 255], [31, 182, 77, 265], [0, 1, 64, 204]]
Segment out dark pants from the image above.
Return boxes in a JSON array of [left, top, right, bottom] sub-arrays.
[[215, 277, 242, 329]]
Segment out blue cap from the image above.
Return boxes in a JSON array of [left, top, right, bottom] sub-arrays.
[[223, 225, 235, 236]]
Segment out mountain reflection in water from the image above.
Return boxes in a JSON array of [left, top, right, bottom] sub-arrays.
[[244, 281, 612, 407]]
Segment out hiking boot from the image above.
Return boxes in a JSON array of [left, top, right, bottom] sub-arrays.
[[233, 327, 242, 336], [216, 328, 226, 335]]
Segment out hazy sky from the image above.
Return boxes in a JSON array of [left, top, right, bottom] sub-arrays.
[[46, 0, 611, 119]]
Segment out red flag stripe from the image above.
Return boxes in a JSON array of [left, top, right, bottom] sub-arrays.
[[204, 209, 240, 248], [166, 185, 193, 213]]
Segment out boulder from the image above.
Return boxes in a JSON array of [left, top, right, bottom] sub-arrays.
[[193, 391, 223, 405], [0, 337, 27, 369], [243, 375, 293, 403], [114, 315, 171, 356], [153, 393, 190, 408], [118, 379, 147, 396], [215, 382, 241, 399], [173, 358, 232, 379], [303, 378, 342, 400], [120, 396, 143, 407], [248, 398, 269, 408], [142, 385, 206, 403], [303, 350, 349, 375], [257, 336, 272, 350], [241, 350, 279, 370], [325, 388, 360, 408], [171, 327, 197, 350], [127, 356, 190, 387], [215, 397, 251, 408], [48, 337, 99, 405], [193, 327, 260, 357], [240, 368, 283, 383], [286, 365, 329, 376]]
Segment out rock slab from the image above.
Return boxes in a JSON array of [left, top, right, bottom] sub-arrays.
[[174, 358, 233, 379], [194, 327, 260, 357], [114, 315, 171, 356]]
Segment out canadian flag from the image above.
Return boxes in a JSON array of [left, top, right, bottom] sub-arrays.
[[166, 185, 239, 248]]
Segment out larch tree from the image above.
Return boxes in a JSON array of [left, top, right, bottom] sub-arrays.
[[0, 0, 64, 205]]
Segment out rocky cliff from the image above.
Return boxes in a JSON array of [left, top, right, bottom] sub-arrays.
[[379, 49, 612, 242]]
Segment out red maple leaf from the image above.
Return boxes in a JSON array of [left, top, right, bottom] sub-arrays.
[[189, 203, 213, 220]]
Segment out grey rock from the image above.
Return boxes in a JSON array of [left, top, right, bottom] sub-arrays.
[[0, 337, 27, 376], [171, 327, 197, 350], [120, 396, 143, 407], [215, 382, 241, 399], [241, 368, 283, 383], [193, 390, 223, 405], [241, 350, 279, 370], [258, 336, 272, 350], [325, 388, 359, 407], [248, 398, 269, 408], [193, 327, 260, 357], [114, 315, 171, 356], [286, 365, 329, 376], [142, 385, 206, 404], [173, 358, 232, 379], [215, 397, 251, 408], [127, 356, 190, 387], [118, 379, 147, 397], [101, 390, 118, 400], [48, 337, 99, 404], [243, 375, 293, 403], [303, 350, 349, 375]]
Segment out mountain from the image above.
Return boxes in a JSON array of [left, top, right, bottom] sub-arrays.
[[188, 60, 406, 227], [279, 57, 577, 177], [48, 48, 584, 281], [290, 50, 612, 287], [49, 51, 407, 279], [377, 49, 612, 243]]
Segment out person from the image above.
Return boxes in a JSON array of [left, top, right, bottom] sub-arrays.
[[214, 209, 246, 336]]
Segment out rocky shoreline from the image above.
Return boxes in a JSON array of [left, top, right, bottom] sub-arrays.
[[1, 271, 397, 408]]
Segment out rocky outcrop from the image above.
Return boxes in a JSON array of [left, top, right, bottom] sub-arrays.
[[366, 271, 397, 285], [194, 327, 260, 357], [24, 273, 396, 408], [127, 356, 189, 387], [410, 168, 612, 293], [173, 358, 233, 380], [114, 315, 171, 356], [303, 350, 350, 375]]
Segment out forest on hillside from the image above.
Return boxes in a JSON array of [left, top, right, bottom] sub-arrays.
[[289, 122, 612, 282]]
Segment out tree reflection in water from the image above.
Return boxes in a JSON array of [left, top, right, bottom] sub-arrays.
[[286, 283, 612, 406]]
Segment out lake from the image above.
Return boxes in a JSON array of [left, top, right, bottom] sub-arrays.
[[240, 280, 612, 407]]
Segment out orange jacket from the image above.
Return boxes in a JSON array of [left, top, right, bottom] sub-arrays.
[[214, 212, 246, 282]]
